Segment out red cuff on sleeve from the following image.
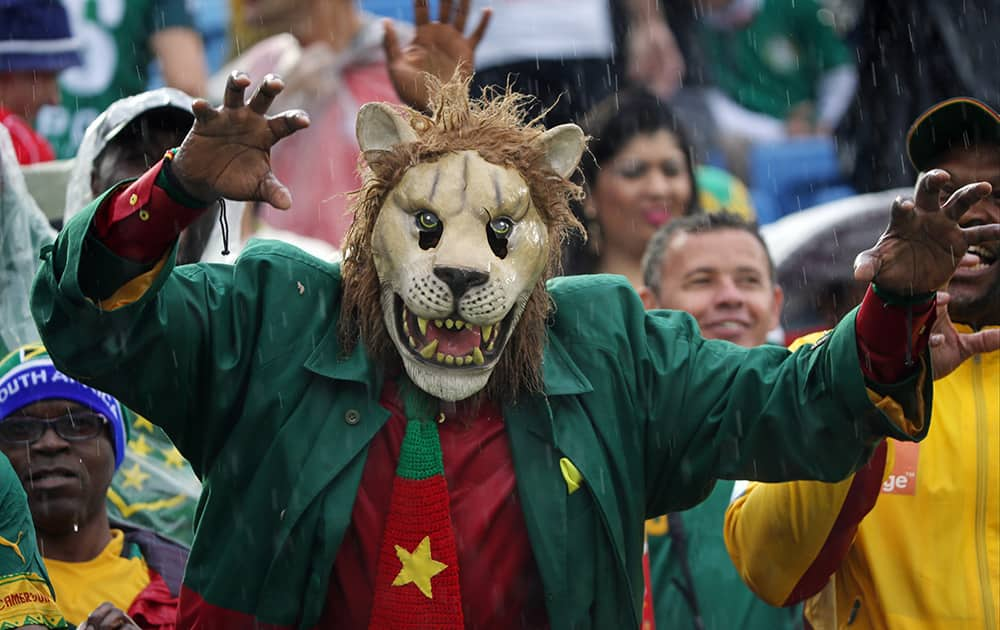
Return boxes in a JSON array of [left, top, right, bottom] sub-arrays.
[[93, 158, 207, 263], [855, 286, 936, 383]]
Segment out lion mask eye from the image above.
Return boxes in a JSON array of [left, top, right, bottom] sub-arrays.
[[487, 216, 514, 258], [415, 210, 443, 249]]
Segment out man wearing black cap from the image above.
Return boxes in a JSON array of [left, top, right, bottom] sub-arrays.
[[724, 97, 1000, 628], [0, 0, 81, 164]]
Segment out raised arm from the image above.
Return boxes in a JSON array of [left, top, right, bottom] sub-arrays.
[[724, 286, 1000, 607], [642, 169, 999, 513], [30, 74, 310, 472]]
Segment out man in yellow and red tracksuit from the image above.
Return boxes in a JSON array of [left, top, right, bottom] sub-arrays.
[[725, 97, 1000, 629]]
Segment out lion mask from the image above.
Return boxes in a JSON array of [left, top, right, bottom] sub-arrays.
[[340, 81, 586, 402]]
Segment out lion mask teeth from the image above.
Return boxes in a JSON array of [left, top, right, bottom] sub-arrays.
[[400, 302, 500, 368]]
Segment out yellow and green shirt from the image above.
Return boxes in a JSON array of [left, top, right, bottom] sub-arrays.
[[45, 529, 150, 626], [0, 455, 67, 629]]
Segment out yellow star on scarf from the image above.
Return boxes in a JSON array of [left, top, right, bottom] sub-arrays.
[[120, 463, 150, 491], [129, 435, 152, 457], [161, 446, 186, 469], [392, 536, 448, 599], [132, 416, 155, 433]]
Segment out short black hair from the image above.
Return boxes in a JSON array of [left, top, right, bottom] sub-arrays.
[[640, 211, 775, 296], [580, 87, 699, 216]]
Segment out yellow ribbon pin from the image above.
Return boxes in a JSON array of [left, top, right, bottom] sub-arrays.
[[559, 457, 583, 495]]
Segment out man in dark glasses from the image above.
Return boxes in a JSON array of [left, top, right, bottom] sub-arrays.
[[0, 345, 187, 629]]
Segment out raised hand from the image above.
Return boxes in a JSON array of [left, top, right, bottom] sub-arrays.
[[854, 169, 1000, 295], [383, 0, 492, 110], [170, 72, 310, 209], [929, 291, 1000, 378]]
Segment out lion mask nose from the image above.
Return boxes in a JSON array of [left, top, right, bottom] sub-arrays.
[[434, 266, 489, 299]]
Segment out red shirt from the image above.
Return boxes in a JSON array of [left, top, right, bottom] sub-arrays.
[[0, 109, 55, 165], [321, 380, 549, 629]]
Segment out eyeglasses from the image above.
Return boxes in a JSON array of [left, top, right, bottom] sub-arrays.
[[0, 412, 108, 445]]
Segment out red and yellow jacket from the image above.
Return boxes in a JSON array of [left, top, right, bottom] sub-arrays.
[[725, 328, 999, 629]]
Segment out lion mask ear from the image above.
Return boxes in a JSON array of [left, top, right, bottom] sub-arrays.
[[532, 123, 586, 178], [356, 102, 418, 154]]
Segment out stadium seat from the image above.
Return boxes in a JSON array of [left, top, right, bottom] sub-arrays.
[[748, 138, 856, 224]]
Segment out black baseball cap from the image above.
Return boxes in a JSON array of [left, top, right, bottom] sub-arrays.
[[907, 97, 1000, 172]]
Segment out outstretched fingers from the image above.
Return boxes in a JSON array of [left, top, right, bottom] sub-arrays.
[[249, 74, 284, 115], [889, 195, 915, 223], [962, 222, 1000, 245], [439, 0, 453, 22], [929, 291, 951, 347], [943, 181, 993, 221], [191, 98, 219, 124], [468, 8, 492, 47], [383, 19, 402, 64], [965, 327, 1000, 356], [224, 71, 252, 109], [414, 0, 430, 25], [267, 110, 310, 142], [453, 0, 470, 32], [913, 169, 950, 212], [259, 172, 293, 210]]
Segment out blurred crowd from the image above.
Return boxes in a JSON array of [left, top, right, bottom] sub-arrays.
[[0, 0, 997, 629]]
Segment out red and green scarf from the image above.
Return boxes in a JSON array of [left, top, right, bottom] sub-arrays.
[[369, 385, 464, 629]]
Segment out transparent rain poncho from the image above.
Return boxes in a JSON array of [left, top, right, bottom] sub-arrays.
[[0, 124, 57, 356]]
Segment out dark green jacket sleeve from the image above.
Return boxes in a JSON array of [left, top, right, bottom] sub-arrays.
[[641, 293, 928, 515], [30, 196, 340, 476], [546, 275, 931, 517]]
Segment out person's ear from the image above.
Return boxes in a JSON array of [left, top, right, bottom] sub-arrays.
[[638, 285, 659, 310]]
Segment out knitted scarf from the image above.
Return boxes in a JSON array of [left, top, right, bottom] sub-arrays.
[[368, 383, 463, 629]]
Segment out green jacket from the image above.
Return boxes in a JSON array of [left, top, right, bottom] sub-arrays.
[[30, 197, 930, 629]]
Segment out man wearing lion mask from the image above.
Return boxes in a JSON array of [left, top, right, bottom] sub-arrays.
[[29, 35, 1000, 630]]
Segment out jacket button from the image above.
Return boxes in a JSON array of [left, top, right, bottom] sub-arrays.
[[344, 409, 361, 425]]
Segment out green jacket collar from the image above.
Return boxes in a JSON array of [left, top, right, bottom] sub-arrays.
[[302, 315, 384, 396]]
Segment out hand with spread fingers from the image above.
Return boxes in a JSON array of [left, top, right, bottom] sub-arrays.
[[170, 72, 310, 210], [383, 0, 492, 110], [77, 602, 141, 630], [854, 169, 1000, 295], [929, 291, 1000, 378]]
